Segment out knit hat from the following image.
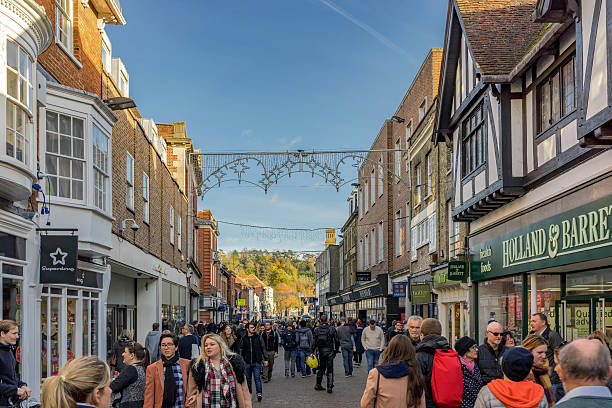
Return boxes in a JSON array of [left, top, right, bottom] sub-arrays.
[[454, 336, 476, 356], [502, 347, 534, 381]]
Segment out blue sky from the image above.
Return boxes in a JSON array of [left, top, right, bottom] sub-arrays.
[[107, 0, 447, 252]]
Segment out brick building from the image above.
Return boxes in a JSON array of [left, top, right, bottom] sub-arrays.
[[195, 209, 222, 323]]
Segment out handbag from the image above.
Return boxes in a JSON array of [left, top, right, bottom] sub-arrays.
[[373, 370, 380, 408]]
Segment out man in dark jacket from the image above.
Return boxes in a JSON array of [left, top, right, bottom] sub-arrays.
[[336, 318, 356, 377], [415, 318, 451, 408], [0, 320, 29, 407], [313, 315, 339, 393], [261, 321, 279, 383], [477, 321, 506, 385], [239, 322, 268, 402], [531, 312, 565, 400], [178, 324, 200, 359], [386, 321, 405, 344]]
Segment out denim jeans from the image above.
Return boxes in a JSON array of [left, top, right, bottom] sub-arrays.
[[341, 346, 353, 375], [284, 349, 296, 375], [552, 383, 565, 402], [365, 349, 381, 371], [297, 349, 311, 376], [245, 362, 263, 394]]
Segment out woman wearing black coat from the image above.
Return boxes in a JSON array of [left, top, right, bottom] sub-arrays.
[[455, 336, 484, 408]]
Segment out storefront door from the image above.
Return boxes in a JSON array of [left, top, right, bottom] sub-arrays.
[[555, 296, 612, 341]]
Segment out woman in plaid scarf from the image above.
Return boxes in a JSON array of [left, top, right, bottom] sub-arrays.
[[186, 334, 252, 408]]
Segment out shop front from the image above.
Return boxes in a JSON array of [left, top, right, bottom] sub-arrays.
[[432, 264, 470, 345], [326, 280, 388, 323], [470, 183, 612, 343]]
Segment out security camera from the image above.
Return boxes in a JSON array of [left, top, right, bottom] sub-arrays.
[[130, 222, 140, 232]]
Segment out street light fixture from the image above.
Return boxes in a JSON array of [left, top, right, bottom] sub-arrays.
[[104, 96, 136, 110], [391, 115, 405, 123]]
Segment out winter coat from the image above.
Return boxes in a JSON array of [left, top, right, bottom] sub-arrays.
[[186, 354, 251, 408], [415, 334, 451, 408], [477, 343, 505, 385], [336, 325, 355, 349], [280, 328, 298, 351], [386, 329, 405, 344], [220, 332, 239, 353], [110, 364, 146, 408], [239, 334, 267, 365], [361, 362, 426, 408], [538, 326, 564, 385], [313, 323, 339, 355], [296, 327, 314, 352], [474, 379, 547, 408], [143, 357, 191, 408], [355, 326, 365, 353], [460, 361, 484, 408], [261, 330, 278, 353], [178, 334, 200, 360], [144, 330, 161, 363], [111, 337, 133, 372], [0, 342, 25, 407]]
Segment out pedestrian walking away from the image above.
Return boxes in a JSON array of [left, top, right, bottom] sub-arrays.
[[186, 333, 252, 408], [455, 336, 484, 408], [261, 321, 278, 383], [313, 315, 339, 393], [110, 342, 150, 408], [296, 319, 314, 378], [477, 321, 506, 385], [474, 347, 548, 408], [554, 339, 612, 408], [360, 335, 426, 408], [110, 329, 134, 374], [281, 321, 298, 378], [354, 320, 365, 367], [0, 320, 31, 407], [415, 318, 452, 408], [531, 312, 565, 401], [145, 323, 162, 364], [179, 324, 201, 360], [362, 319, 385, 372], [143, 331, 191, 408], [336, 317, 356, 377], [238, 322, 268, 402], [41, 356, 112, 408]]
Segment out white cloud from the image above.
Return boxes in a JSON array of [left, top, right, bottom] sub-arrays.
[[241, 129, 253, 137], [278, 136, 303, 149], [317, 0, 407, 56], [268, 194, 280, 205]]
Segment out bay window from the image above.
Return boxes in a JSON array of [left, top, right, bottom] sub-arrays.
[[45, 112, 85, 200], [6, 39, 33, 164]]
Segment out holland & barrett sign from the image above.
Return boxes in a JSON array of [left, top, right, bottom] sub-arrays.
[[448, 261, 467, 281], [470, 195, 612, 280]]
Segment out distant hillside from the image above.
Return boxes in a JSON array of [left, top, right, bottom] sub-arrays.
[[219, 249, 316, 312]]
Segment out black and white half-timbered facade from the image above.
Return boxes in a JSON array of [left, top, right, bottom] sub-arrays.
[[436, 0, 612, 343]]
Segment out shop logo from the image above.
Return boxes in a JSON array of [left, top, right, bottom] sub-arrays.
[[50, 247, 68, 266]]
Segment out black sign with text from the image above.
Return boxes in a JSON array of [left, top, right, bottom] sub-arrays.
[[40, 235, 89, 286], [356, 272, 371, 282]]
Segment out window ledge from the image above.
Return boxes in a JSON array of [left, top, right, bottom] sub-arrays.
[[55, 40, 83, 69], [424, 193, 433, 201]]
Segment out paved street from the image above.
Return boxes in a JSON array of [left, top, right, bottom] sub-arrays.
[[253, 353, 368, 407]]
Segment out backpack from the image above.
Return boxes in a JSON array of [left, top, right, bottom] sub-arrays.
[[431, 349, 463, 408], [283, 330, 298, 349], [297, 330, 310, 349], [315, 326, 332, 348]]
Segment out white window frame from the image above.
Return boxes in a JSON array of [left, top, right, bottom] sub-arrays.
[[426, 153, 432, 196], [405, 203, 411, 254], [406, 120, 413, 144], [365, 234, 369, 268], [364, 180, 369, 213], [126, 152, 134, 210], [370, 168, 375, 207], [429, 213, 437, 252], [92, 125, 109, 211], [394, 139, 401, 183], [177, 215, 182, 252], [378, 221, 383, 263], [56, 0, 73, 53], [359, 239, 363, 270], [377, 156, 383, 197], [101, 31, 111, 74], [415, 163, 422, 204], [411, 227, 417, 260], [45, 111, 86, 202], [395, 210, 402, 257], [418, 97, 427, 122], [142, 172, 149, 224], [170, 206, 175, 245], [6, 39, 33, 165], [359, 189, 363, 219], [371, 228, 375, 267]]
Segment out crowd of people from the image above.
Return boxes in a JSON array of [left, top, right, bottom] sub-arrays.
[[1, 311, 612, 408]]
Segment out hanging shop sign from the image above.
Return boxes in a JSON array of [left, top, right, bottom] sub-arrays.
[[40, 235, 79, 285], [448, 261, 467, 281], [392, 283, 407, 297], [411, 283, 431, 304], [470, 195, 612, 280], [356, 272, 371, 282], [237, 299, 246, 306]]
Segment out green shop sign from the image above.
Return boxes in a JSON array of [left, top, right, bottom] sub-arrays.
[[411, 283, 431, 304], [448, 261, 467, 281], [470, 195, 612, 281]]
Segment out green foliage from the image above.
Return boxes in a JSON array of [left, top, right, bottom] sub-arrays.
[[219, 249, 316, 311]]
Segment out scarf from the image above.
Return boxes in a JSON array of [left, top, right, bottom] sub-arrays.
[[203, 357, 238, 408], [532, 363, 554, 406], [162, 354, 179, 408], [459, 355, 475, 373]]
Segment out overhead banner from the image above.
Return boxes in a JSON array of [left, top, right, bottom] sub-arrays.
[[40, 235, 81, 286], [448, 261, 467, 281]]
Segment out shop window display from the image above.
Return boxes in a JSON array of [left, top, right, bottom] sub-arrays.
[[527, 275, 561, 332], [478, 276, 525, 343], [2, 268, 23, 375]]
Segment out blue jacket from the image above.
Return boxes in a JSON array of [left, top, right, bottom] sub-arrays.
[[0, 342, 25, 406]]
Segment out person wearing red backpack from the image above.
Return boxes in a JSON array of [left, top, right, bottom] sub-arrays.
[[415, 318, 454, 408]]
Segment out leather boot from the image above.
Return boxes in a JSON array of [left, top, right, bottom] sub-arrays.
[[326, 372, 334, 393]]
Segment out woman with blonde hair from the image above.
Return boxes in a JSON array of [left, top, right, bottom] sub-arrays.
[[521, 334, 554, 406], [360, 334, 425, 408], [186, 333, 251, 408], [41, 356, 111, 408]]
